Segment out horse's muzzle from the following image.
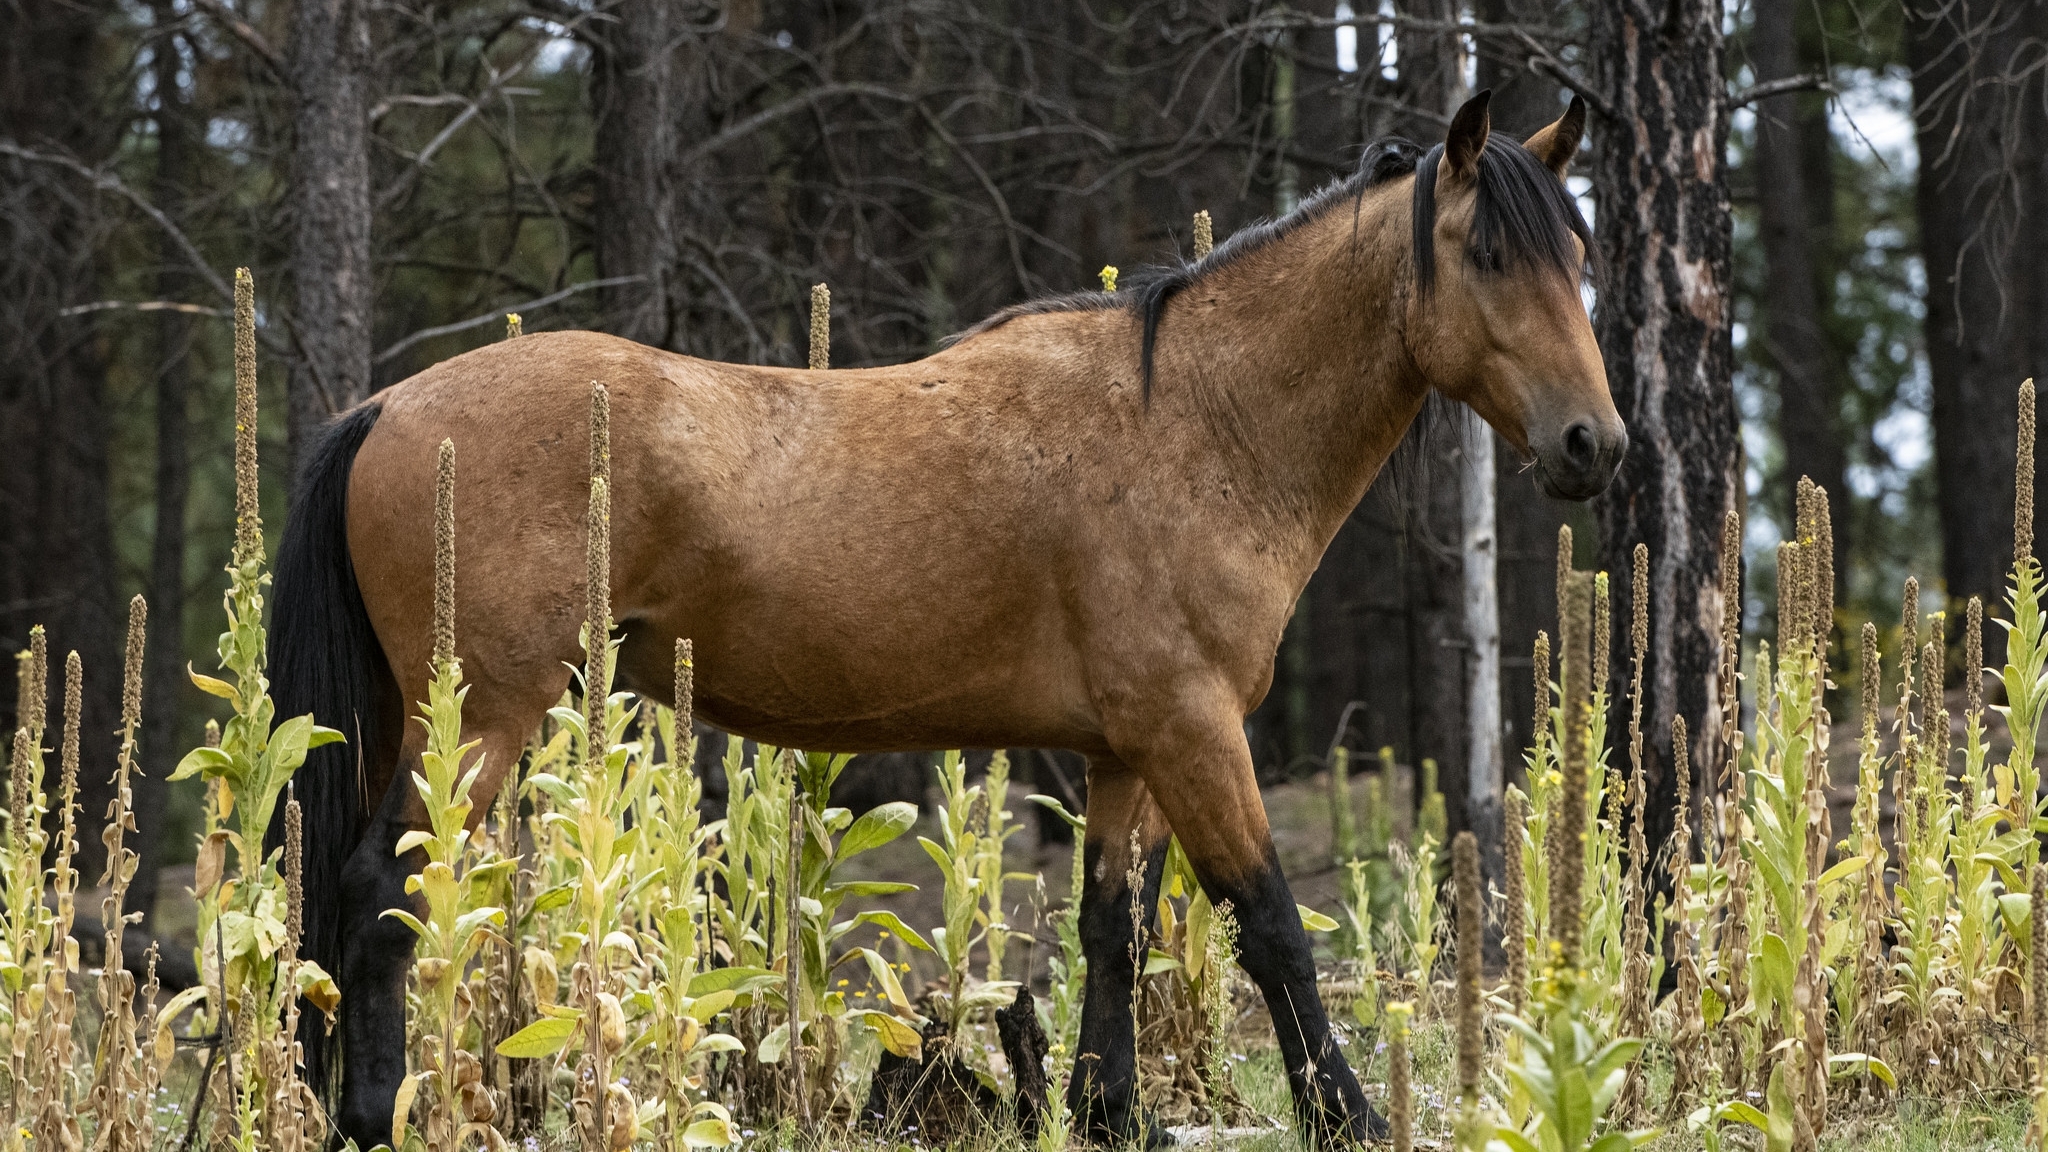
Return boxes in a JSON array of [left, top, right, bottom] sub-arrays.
[[1536, 418, 1627, 501]]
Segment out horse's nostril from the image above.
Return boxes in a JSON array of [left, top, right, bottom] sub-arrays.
[[1563, 422, 1597, 469]]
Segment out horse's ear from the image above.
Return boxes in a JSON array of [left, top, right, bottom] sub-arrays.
[[1524, 96, 1586, 178], [1443, 90, 1492, 181]]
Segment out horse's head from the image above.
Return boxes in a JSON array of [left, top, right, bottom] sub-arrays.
[[1404, 91, 1625, 501]]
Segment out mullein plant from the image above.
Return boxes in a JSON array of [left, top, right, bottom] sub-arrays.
[[1451, 832, 1485, 1152], [1, 629, 50, 1152], [516, 383, 647, 1152], [641, 641, 741, 1152], [1024, 797, 1087, 1152], [26, 652, 83, 1152], [2002, 379, 2047, 879], [1490, 567, 1654, 1152], [170, 268, 343, 1146], [2028, 861, 2048, 1149], [87, 600, 179, 1152], [921, 750, 1024, 1037], [383, 440, 513, 1152], [1612, 546, 1653, 1124]]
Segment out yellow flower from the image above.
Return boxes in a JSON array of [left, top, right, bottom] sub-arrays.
[[836, 979, 849, 987]]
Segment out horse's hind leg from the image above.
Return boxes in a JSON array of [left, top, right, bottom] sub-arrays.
[[1110, 697, 1385, 1148], [333, 686, 559, 1148], [334, 756, 430, 1146], [1066, 756, 1171, 1148]]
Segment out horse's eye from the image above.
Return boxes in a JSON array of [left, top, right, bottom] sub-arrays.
[[1470, 246, 1501, 273]]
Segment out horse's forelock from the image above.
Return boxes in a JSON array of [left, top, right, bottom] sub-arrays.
[[1413, 135, 1594, 298]]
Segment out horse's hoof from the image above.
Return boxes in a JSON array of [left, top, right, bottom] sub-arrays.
[[1296, 1095, 1387, 1148], [1075, 1104, 1174, 1150]]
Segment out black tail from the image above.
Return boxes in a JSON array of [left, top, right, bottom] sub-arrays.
[[266, 401, 389, 1091]]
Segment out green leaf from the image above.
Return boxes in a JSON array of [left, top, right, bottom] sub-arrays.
[[1298, 905, 1339, 932], [686, 967, 779, 997], [754, 1021, 789, 1064], [1765, 1064, 1796, 1152], [856, 1010, 923, 1059], [1828, 1052, 1897, 1088], [1815, 855, 1868, 891], [1555, 1065, 1594, 1152], [828, 881, 918, 898], [852, 910, 935, 952], [682, 1118, 735, 1149], [531, 884, 574, 915], [496, 1016, 577, 1059], [686, 990, 738, 1022], [1026, 794, 1086, 832], [839, 802, 918, 860], [1714, 1101, 1770, 1131], [170, 745, 233, 782], [187, 669, 241, 704], [1142, 949, 1181, 976]]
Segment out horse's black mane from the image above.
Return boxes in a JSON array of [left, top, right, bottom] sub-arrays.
[[951, 130, 1591, 401]]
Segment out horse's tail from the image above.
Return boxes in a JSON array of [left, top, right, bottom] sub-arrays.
[[266, 400, 389, 1090]]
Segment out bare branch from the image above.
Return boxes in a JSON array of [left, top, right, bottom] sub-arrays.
[[0, 140, 238, 311], [676, 82, 917, 169], [1727, 73, 1833, 110], [59, 300, 233, 319], [187, 0, 288, 82], [373, 276, 647, 365], [1510, 28, 1619, 122]]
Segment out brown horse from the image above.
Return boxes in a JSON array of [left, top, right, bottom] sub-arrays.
[[270, 90, 1620, 1148]]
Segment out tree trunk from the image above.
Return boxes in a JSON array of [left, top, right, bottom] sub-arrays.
[[1908, 0, 2048, 618], [0, 0, 124, 883], [588, 0, 688, 350], [1587, 0, 1739, 865], [1476, 0, 1585, 783], [1753, 0, 1848, 587], [1461, 409, 1503, 897], [135, 0, 193, 931], [289, 0, 374, 472]]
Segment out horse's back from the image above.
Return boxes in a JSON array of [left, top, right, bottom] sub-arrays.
[[348, 328, 1112, 752]]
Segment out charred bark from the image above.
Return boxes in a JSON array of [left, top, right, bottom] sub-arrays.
[[587, 0, 706, 351], [288, 0, 374, 472], [1588, 0, 1740, 867]]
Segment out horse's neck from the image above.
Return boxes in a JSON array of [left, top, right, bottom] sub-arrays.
[[1151, 186, 1428, 571]]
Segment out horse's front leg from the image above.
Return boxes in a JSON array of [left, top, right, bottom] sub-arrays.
[[1066, 757, 1172, 1148], [1111, 693, 1386, 1148], [334, 771, 427, 1148]]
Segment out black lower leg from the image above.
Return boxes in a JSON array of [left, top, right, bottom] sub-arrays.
[[334, 786, 426, 1149], [1067, 838, 1169, 1147], [1203, 851, 1384, 1147]]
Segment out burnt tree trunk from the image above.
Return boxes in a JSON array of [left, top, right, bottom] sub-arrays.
[[1753, 0, 1848, 588], [1587, 0, 1739, 862], [0, 0, 124, 877], [288, 0, 374, 471], [1908, 0, 2048, 619], [588, 0, 692, 350]]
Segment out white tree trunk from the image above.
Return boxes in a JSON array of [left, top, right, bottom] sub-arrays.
[[1462, 409, 1504, 897]]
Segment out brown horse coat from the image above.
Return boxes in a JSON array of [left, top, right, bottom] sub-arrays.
[[280, 92, 1622, 1148]]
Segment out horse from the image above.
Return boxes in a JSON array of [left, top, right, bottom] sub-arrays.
[[270, 89, 1621, 1149]]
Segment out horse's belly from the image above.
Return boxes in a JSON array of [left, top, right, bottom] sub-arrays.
[[653, 561, 1091, 754]]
